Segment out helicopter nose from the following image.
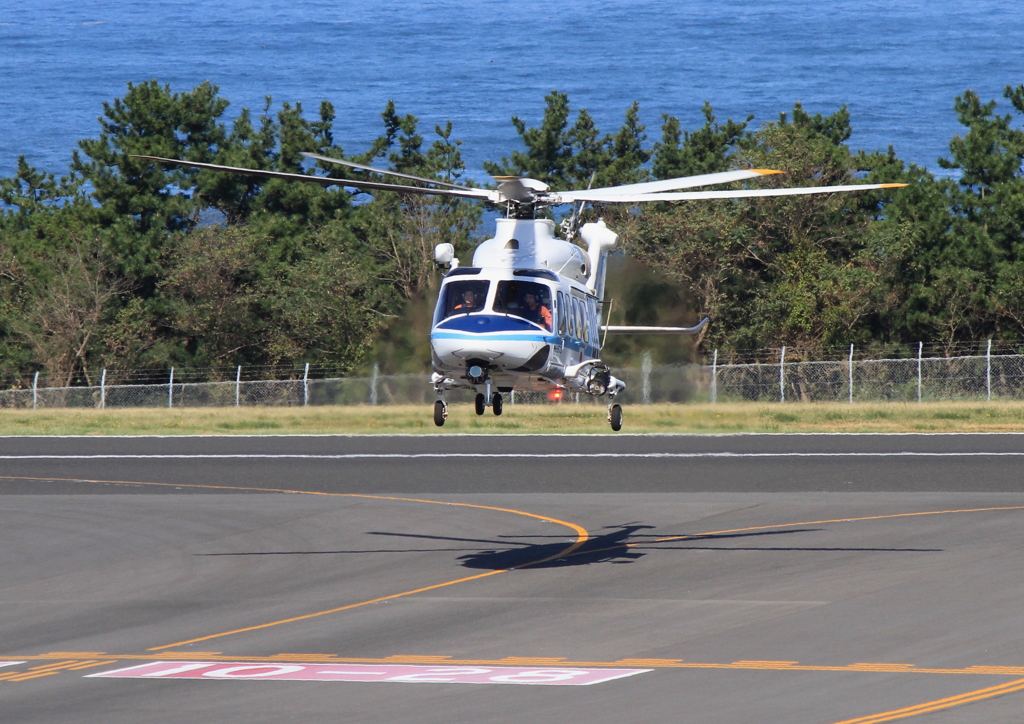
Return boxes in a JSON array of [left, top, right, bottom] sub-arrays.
[[430, 336, 543, 370]]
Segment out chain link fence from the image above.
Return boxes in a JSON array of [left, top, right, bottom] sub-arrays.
[[3, 343, 1024, 409]]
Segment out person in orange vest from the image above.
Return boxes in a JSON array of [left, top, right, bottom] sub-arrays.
[[522, 291, 552, 330]]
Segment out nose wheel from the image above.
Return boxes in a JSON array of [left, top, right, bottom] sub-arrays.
[[608, 403, 622, 431], [433, 400, 448, 427], [492, 392, 503, 416], [474, 393, 486, 416]]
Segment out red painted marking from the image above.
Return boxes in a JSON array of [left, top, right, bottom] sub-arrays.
[[88, 661, 650, 686]]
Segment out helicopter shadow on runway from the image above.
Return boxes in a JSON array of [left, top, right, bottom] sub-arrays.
[[365, 523, 659, 569], [363, 524, 932, 571], [198, 525, 941, 566]]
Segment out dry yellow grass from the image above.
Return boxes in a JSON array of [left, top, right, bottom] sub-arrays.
[[3, 400, 1024, 435]]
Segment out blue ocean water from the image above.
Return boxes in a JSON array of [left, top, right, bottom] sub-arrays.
[[2, 0, 1023, 181]]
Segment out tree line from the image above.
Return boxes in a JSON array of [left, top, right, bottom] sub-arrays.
[[2, 81, 1023, 386]]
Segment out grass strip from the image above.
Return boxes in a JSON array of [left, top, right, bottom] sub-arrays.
[[3, 401, 1024, 435]]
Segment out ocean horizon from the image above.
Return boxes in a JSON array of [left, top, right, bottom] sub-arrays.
[[2, 0, 1023, 181]]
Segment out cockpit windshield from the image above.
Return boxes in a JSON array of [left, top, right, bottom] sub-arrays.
[[494, 280, 553, 331], [438, 280, 490, 321]]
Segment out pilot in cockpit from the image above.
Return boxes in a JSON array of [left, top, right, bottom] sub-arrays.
[[453, 288, 481, 312]]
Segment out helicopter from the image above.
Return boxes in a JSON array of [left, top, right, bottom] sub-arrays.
[[134, 152, 906, 430]]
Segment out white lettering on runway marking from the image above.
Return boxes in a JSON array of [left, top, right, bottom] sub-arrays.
[[87, 661, 650, 685]]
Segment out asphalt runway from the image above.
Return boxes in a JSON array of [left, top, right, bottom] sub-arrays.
[[2, 433, 1023, 723]]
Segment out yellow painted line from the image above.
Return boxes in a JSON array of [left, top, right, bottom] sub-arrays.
[[7, 475, 1024, 685], [10, 652, 1024, 677], [149, 570, 510, 650], [642, 505, 1024, 546], [0, 659, 115, 683], [833, 677, 1024, 723], [750, 169, 784, 175], [0, 474, 589, 651], [539, 505, 1024, 563], [20, 660, 79, 672], [67, 660, 118, 670], [0, 475, 589, 559], [1, 672, 62, 682]]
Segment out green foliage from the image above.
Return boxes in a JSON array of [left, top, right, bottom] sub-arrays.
[[71, 80, 230, 234], [653, 102, 751, 178], [633, 103, 889, 352], [5, 81, 1024, 385], [483, 92, 652, 192], [629, 89, 1024, 356], [853, 85, 1024, 350], [0, 81, 479, 382]]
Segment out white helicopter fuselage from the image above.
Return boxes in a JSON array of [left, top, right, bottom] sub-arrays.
[[430, 217, 616, 396], [131, 151, 902, 429]]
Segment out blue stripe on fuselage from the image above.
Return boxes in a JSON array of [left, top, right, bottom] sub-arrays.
[[431, 331, 558, 344]]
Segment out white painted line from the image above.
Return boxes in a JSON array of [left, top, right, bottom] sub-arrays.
[[87, 661, 651, 686], [4, 452, 1024, 459], [5, 432, 1024, 439], [0, 661, 25, 668]]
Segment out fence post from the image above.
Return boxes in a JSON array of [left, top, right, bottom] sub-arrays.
[[710, 349, 718, 404], [303, 363, 310, 407], [986, 339, 992, 402], [917, 342, 923, 403], [779, 346, 786, 403], [641, 350, 652, 405], [370, 363, 379, 406], [168, 367, 174, 408], [32, 371, 38, 410], [235, 366, 241, 407], [100, 369, 107, 410], [848, 344, 854, 404]]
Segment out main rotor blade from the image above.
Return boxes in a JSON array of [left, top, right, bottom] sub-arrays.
[[551, 182, 908, 204], [300, 152, 478, 192], [131, 156, 494, 201], [574, 169, 782, 198]]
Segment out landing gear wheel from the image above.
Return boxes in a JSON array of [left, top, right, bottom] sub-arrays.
[[492, 392, 503, 416], [475, 393, 486, 416], [433, 400, 447, 427], [609, 403, 623, 431]]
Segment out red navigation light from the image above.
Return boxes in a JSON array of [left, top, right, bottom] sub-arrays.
[[547, 388, 563, 402]]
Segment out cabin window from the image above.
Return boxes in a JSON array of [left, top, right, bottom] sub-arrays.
[[573, 297, 586, 344], [557, 292, 567, 336], [494, 280, 553, 331], [438, 280, 490, 322]]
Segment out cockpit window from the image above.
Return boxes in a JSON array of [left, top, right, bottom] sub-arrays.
[[438, 280, 490, 321], [494, 280, 553, 331]]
